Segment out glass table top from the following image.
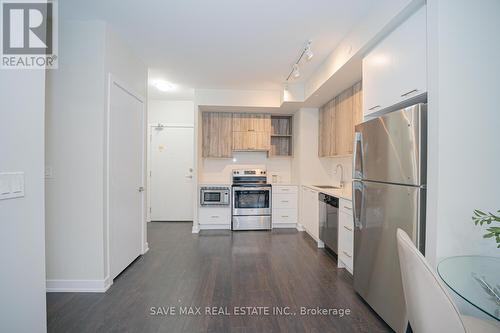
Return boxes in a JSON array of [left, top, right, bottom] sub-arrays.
[[438, 255, 500, 322]]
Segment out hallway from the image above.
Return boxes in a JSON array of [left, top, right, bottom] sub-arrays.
[[47, 223, 389, 333]]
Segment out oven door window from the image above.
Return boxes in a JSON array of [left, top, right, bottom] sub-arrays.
[[234, 190, 269, 209], [204, 192, 221, 203]]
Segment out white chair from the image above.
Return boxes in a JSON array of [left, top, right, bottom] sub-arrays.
[[396, 229, 500, 333]]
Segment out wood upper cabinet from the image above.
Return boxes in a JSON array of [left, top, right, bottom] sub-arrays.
[[319, 82, 362, 157], [232, 113, 271, 151], [202, 112, 233, 158], [318, 99, 336, 157], [232, 113, 271, 132]]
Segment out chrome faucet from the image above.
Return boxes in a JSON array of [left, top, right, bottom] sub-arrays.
[[335, 164, 344, 189]]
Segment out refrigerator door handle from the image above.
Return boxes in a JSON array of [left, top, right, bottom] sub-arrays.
[[352, 180, 363, 230], [353, 132, 363, 179]]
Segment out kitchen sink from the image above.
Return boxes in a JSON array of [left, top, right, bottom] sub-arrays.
[[312, 185, 343, 189]]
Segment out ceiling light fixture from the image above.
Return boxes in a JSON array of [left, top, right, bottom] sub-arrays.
[[285, 40, 313, 81], [152, 79, 175, 92]]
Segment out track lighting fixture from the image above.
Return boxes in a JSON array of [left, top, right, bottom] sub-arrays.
[[285, 40, 313, 81]]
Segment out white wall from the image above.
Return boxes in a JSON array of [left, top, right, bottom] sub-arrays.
[[46, 20, 107, 282], [149, 100, 194, 125], [426, 0, 500, 266], [0, 71, 47, 331], [291, 108, 332, 186], [46, 20, 147, 289]]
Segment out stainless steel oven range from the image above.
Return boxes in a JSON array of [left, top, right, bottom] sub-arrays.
[[231, 169, 271, 230]]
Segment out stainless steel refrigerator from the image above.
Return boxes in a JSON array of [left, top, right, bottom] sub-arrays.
[[352, 103, 427, 333]]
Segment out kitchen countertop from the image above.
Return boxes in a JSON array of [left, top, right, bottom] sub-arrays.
[[303, 185, 352, 201]]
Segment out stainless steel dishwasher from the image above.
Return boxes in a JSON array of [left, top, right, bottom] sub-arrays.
[[319, 193, 339, 253]]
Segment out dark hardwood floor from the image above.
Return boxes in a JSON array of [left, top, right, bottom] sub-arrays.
[[47, 222, 391, 333]]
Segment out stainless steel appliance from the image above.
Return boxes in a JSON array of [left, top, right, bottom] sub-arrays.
[[232, 169, 271, 230], [352, 103, 427, 333], [319, 193, 339, 253], [200, 187, 230, 206]]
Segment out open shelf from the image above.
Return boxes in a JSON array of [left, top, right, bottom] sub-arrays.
[[270, 116, 293, 156]]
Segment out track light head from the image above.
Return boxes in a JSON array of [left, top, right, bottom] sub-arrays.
[[292, 64, 300, 78], [305, 45, 314, 61]]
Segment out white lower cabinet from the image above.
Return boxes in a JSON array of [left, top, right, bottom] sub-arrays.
[[199, 206, 231, 229], [338, 199, 354, 274], [272, 186, 298, 228], [300, 186, 320, 242]]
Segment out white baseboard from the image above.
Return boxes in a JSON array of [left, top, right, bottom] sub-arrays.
[[272, 223, 297, 229], [142, 242, 149, 254], [296, 223, 305, 231], [192, 224, 200, 233], [302, 227, 323, 247], [46, 277, 112, 293], [199, 224, 231, 230]]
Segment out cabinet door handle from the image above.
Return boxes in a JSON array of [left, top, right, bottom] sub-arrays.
[[401, 89, 418, 97], [282, 189, 289, 192], [342, 251, 352, 258], [343, 225, 353, 232], [281, 200, 289, 203], [248, 129, 255, 132], [368, 105, 381, 111], [281, 215, 289, 218], [343, 206, 352, 211], [211, 215, 220, 218]]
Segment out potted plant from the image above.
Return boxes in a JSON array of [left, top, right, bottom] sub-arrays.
[[472, 210, 500, 248]]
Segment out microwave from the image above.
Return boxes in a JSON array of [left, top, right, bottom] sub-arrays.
[[200, 187, 230, 206]]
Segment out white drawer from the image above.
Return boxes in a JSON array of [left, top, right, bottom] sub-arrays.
[[340, 199, 353, 215], [199, 207, 231, 225], [272, 208, 298, 224], [273, 185, 298, 194], [272, 193, 297, 209], [338, 210, 354, 271]]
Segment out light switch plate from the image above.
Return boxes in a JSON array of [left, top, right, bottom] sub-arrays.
[[0, 172, 25, 200]]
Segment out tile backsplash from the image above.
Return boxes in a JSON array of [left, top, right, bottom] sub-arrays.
[[200, 152, 292, 184]]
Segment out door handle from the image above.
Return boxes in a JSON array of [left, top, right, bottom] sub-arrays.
[[343, 225, 353, 232], [401, 89, 418, 97], [342, 251, 352, 258], [185, 175, 193, 179], [138, 187, 145, 192]]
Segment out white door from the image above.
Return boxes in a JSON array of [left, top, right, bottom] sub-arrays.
[[109, 80, 144, 280], [150, 126, 194, 221]]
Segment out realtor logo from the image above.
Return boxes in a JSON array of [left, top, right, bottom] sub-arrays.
[[1, 0, 58, 69]]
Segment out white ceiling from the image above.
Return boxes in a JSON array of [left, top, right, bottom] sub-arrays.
[[62, 0, 374, 91]]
